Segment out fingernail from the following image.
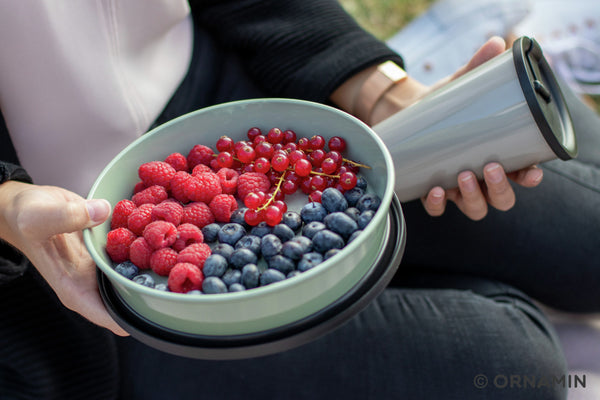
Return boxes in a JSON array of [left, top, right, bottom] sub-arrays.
[[430, 189, 444, 204], [460, 173, 477, 192], [86, 199, 111, 222], [532, 168, 543, 184], [485, 164, 503, 184]]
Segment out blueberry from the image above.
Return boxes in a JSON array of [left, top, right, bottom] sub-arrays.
[[202, 277, 228, 294], [302, 221, 326, 239], [222, 269, 242, 286], [241, 263, 260, 289], [321, 187, 348, 213], [357, 210, 376, 229], [344, 187, 364, 207], [155, 283, 169, 291], [347, 230, 362, 244], [312, 229, 345, 254], [187, 289, 203, 295], [250, 221, 273, 238], [298, 252, 323, 272], [268, 255, 296, 275], [212, 243, 234, 262], [228, 283, 246, 292], [356, 176, 368, 190], [324, 248, 341, 260], [201, 223, 221, 243], [235, 235, 262, 255], [202, 254, 229, 277], [272, 224, 295, 243], [260, 269, 286, 286], [300, 202, 327, 223], [344, 207, 361, 221], [282, 211, 302, 231], [292, 236, 313, 253], [230, 207, 250, 228], [230, 248, 258, 269], [115, 261, 139, 280], [261, 234, 282, 258], [287, 270, 302, 279], [324, 212, 358, 239], [218, 223, 246, 246], [133, 273, 155, 288], [356, 193, 381, 213], [281, 241, 304, 260]]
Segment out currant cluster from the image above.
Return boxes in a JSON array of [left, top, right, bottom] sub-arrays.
[[212, 127, 367, 227]]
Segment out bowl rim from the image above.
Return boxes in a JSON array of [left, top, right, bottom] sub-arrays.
[[83, 98, 396, 304]]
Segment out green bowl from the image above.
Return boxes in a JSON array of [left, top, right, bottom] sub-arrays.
[[84, 98, 396, 336]]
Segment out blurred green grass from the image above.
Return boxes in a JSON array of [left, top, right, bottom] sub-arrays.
[[340, 0, 600, 112]]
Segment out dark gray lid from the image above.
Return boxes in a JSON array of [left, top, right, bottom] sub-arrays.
[[513, 36, 577, 160]]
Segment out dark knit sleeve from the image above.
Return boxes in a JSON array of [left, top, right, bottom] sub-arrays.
[[188, 0, 404, 102]]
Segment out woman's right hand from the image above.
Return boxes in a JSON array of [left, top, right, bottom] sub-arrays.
[[0, 180, 128, 336]]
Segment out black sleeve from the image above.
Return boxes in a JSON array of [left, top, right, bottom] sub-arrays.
[[0, 110, 33, 286], [188, 0, 404, 102]]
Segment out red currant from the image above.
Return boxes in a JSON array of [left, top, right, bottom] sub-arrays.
[[271, 152, 290, 172], [282, 129, 297, 144], [255, 141, 274, 159], [328, 136, 347, 152], [339, 171, 358, 190], [244, 192, 264, 209], [297, 137, 311, 151], [210, 159, 220, 171], [241, 163, 254, 173], [234, 140, 249, 153], [264, 205, 283, 226], [254, 157, 271, 174], [308, 190, 322, 203], [309, 135, 325, 150], [326, 151, 343, 167], [267, 187, 285, 202], [267, 127, 284, 144], [216, 136, 234, 153], [237, 145, 256, 164], [216, 151, 234, 168], [309, 175, 327, 192], [289, 150, 307, 165], [309, 149, 326, 167], [247, 127, 262, 142], [282, 142, 297, 153], [281, 179, 298, 195], [272, 200, 288, 213], [293, 158, 312, 177], [244, 208, 264, 226], [300, 177, 312, 194], [320, 158, 338, 175], [252, 135, 266, 146]]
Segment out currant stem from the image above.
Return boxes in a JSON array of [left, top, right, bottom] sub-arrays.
[[342, 158, 371, 169], [309, 170, 340, 179], [257, 170, 287, 211]]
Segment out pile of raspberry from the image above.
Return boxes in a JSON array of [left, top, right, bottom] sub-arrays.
[[105, 127, 373, 294]]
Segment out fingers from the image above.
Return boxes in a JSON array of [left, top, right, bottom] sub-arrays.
[[507, 165, 543, 188], [454, 171, 489, 221], [421, 186, 447, 216], [32, 198, 111, 239], [483, 163, 516, 211]]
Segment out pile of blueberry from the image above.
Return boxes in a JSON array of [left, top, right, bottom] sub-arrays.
[[116, 185, 380, 294]]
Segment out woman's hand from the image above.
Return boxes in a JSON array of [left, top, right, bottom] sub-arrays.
[[331, 36, 543, 220], [0, 180, 128, 336]]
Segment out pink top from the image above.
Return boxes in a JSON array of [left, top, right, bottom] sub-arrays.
[[0, 0, 193, 195]]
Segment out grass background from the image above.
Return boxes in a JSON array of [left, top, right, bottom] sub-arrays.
[[339, 0, 600, 112]]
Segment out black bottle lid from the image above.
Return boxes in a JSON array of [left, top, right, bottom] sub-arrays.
[[513, 36, 577, 160]]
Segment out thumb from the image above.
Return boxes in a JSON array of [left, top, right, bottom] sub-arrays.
[[34, 198, 111, 238]]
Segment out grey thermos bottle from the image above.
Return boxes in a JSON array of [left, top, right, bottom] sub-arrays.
[[373, 36, 577, 202]]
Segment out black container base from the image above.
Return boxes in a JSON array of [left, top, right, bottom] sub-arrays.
[[98, 195, 405, 360]]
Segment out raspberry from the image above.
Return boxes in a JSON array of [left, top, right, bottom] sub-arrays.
[[143, 221, 177, 249], [187, 144, 214, 170], [129, 237, 153, 269], [164, 152, 188, 172], [151, 200, 183, 226], [110, 199, 136, 229], [191, 164, 212, 176], [237, 172, 271, 200], [209, 194, 238, 223], [127, 203, 155, 236], [176, 243, 211, 269], [106, 227, 136, 263], [184, 172, 222, 203], [131, 185, 168, 206], [216, 168, 239, 195], [168, 263, 204, 293], [150, 247, 178, 276], [138, 161, 176, 190], [170, 171, 192, 203], [181, 202, 215, 228], [133, 181, 146, 194], [172, 223, 204, 252]]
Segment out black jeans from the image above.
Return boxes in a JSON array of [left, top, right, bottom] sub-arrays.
[[4, 25, 600, 400]]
